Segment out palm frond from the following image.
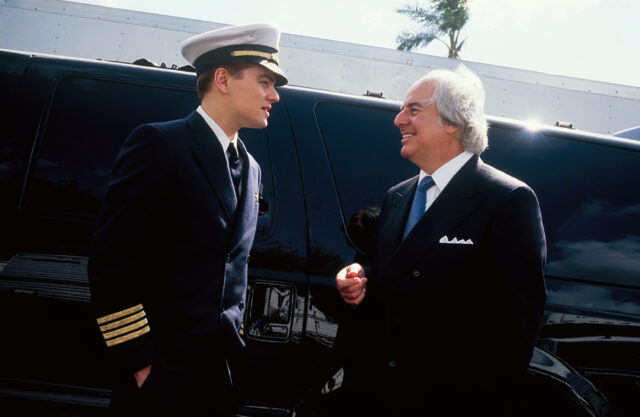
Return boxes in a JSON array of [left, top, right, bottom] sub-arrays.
[[396, 4, 430, 21], [396, 1, 469, 56], [396, 30, 438, 51], [397, 4, 440, 25]]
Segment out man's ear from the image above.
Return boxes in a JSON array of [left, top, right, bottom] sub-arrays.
[[213, 67, 231, 94], [445, 123, 462, 137]]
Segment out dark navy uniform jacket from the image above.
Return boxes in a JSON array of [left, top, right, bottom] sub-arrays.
[[88, 111, 260, 414], [339, 155, 547, 416]]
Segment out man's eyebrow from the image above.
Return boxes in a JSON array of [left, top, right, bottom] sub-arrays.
[[401, 101, 425, 111], [258, 73, 276, 83]]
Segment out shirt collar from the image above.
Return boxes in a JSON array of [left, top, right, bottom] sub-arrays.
[[419, 151, 474, 192], [196, 106, 238, 152]]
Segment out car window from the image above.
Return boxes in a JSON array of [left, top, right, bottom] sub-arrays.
[[315, 101, 414, 256], [23, 76, 275, 237], [483, 126, 640, 288]]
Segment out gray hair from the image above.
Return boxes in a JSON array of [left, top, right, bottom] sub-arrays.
[[420, 65, 488, 154]]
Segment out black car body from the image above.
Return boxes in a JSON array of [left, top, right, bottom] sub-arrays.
[[1, 49, 639, 416]]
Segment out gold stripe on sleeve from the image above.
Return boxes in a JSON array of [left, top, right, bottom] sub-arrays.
[[96, 304, 143, 325], [105, 325, 151, 347], [99, 310, 146, 332], [102, 318, 148, 340]]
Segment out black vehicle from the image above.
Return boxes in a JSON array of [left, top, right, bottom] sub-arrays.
[[614, 126, 640, 141], [1, 49, 639, 417]]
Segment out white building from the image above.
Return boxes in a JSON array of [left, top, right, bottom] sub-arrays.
[[2, 0, 639, 134]]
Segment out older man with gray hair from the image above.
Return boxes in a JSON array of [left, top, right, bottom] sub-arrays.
[[335, 65, 547, 416]]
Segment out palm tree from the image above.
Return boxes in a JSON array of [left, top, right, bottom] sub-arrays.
[[396, 0, 469, 59]]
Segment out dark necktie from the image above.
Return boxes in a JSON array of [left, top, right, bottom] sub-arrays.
[[403, 175, 435, 239], [227, 145, 241, 197]]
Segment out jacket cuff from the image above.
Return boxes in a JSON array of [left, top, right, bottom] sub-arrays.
[[96, 304, 155, 372]]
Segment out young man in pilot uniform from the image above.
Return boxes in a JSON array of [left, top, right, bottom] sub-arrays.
[[88, 23, 287, 416]]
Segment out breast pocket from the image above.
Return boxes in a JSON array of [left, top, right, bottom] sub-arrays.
[[435, 240, 476, 257], [422, 241, 478, 277]]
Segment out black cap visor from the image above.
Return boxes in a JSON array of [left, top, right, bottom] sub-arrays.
[[245, 57, 288, 87]]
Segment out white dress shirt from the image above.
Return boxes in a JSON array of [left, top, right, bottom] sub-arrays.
[[196, 106, 238, 156], [418, 151, 474, 212], [196, 106, 243, 193]]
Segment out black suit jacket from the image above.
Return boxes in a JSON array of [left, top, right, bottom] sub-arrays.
[[340, 155, 546, 415], [88, 111, 261, 415]]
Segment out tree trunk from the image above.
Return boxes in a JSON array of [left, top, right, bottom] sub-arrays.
[[448, 32, 458, 59]]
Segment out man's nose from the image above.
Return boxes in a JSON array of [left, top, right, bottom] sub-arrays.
[[268, 87, 279, 103], [394, 111, 406, 127]]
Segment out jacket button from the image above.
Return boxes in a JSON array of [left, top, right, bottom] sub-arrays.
[[239, 302, 245, 310], [412, 270, 420, 278], [226, 253, 231, 263], [387, 360, 397, 368]]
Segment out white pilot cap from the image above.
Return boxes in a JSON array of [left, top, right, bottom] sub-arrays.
[[181, 23, 287, 86]]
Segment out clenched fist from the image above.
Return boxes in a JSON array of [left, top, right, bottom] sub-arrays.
[[336, 263, 367, 306]]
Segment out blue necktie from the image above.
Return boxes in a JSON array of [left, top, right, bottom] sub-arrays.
[[403, 176, 435, 239]]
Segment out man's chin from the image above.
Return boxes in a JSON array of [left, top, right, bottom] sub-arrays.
[[247, 120, 269, 130], [400, 147, 420, 166]]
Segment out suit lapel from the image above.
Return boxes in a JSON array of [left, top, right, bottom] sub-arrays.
[[229, 139, 259, 248], [186, 111, 237, 220], [376, 176, 417, 268], [381, 155, 482, 281]]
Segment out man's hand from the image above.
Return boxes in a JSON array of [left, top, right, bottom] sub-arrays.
[[336, 263, 367, 306], [134, 365, 152, 388]]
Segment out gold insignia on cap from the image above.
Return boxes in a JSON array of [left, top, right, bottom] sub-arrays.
[[254, 193, 260, 202], [230, 50, 279, 64], [96, 304, 151, 347]]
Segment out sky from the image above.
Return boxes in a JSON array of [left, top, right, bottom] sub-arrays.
[[69, 0, 639, 87]]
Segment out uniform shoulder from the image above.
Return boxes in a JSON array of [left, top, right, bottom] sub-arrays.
[[127, 118, 192, 153], [118, 118, 191, 170], [127, 117, 187, 140], [147, 118, 190, 137]]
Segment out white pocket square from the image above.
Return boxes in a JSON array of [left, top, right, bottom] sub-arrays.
[[439, 235, 473, 245]]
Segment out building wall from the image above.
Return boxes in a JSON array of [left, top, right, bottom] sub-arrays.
[[2, 0, 639, 134]]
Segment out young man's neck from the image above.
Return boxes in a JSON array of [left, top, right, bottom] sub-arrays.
[[201, 99, 238, 141]]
